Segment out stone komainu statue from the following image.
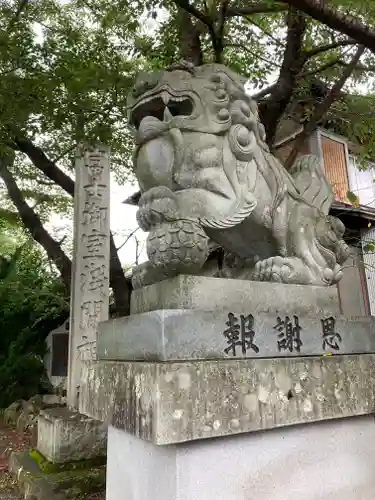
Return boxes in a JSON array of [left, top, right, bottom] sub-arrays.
[[127, 62, 350, 289]]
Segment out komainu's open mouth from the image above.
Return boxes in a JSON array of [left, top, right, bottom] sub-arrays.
[[130, 92, 194, 129]]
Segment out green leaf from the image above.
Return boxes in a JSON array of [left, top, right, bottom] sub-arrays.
[[0, 0, 374, 311], [364, 243, 375, 253], [347, 190, 360, 207]]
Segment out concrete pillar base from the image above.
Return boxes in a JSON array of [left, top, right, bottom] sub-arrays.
[[107, 417, 375, 500]]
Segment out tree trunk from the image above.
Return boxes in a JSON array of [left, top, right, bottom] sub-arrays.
[[0, 157, 72, 291], [282, 0, 375, 55], [177, 8, 203, 65], [109, 233, 131, 316], [260, 8, 307, 146], [284, 44, 366, 169], [11, 135, 131, 315]]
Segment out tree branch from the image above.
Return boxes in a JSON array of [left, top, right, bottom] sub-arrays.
[[299, 58, 342, 78], [171, 0, 212, 28], [215, 0, 230, 63], [13, 135, 75, 195], [10, 134, 131, 316], [284, 44, 366, 169], [304, 39, 357, 58], [227, 3, 288, 17], [109, 232, 131, 316], [52, 144, 76, 163], [337, 60, 375, 72], [260, 7, 307, 146], [224, 42, 280, 68], [171, 0, 225, 63], [251, 83, 277, 100], [13, 0, 29, 19], [176, 7, 203, 65], [0, 66, 22, 77], [299, 56, 375, 78], [279, 0, 375, 55], [116, 227, 139, 252], [0, 156, 72, 291], [7, 0, 29, 32], [245, 17, 285, 47]]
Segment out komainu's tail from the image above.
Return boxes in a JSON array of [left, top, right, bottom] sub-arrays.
[[290, 154, 333, 215]]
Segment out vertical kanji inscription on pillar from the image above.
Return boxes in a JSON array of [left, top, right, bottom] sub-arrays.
[[67, 144, 110, 409]]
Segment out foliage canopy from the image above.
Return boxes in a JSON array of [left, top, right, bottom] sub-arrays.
[[0, 0, 374, 313]]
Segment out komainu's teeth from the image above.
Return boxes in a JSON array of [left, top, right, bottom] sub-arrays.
[[161, 91, 170, 105], [163, 106, 173, 121]]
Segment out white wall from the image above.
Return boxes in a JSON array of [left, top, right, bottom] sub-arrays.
[[107, 416, 375, 500], [337, 246, 368, 316], [348, 156, 375, 208], [362, 227, 375, 315]]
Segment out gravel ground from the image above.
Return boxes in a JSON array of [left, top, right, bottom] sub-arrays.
[[0, 423, 32, 499], [0, 472, 22, 499], [0, 422, 106, 500]]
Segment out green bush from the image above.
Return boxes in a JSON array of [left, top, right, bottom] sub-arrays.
[[0, 240, 69, 408]]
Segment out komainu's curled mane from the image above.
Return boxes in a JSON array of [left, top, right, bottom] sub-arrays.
[[127, 61, 350, 288]]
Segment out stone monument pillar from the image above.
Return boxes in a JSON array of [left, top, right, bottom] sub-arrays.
[[35, 144, 110, 466], [67, 144, 110, 409]]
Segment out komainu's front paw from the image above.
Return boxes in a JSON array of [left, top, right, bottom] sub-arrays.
[[131, 261, 174, 289], [136, 186, 179, 231], [252, 256, 315, 284]]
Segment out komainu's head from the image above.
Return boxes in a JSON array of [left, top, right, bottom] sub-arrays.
[[127, 62, 268, 153]]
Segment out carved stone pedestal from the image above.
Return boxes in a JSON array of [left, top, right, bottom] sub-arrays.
[[79, 277, 375, 499]]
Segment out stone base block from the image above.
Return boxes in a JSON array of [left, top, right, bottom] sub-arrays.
[[79, 355, 375, 445], [37, 407, 107, 464], [130, 275, 340, 315], [106, 417, 375, 500]]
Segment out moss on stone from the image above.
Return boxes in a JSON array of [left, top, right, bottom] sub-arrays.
[[48, 466, 106, 499], [11, 450, 106, 500], [29, 448, 106, 474]]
